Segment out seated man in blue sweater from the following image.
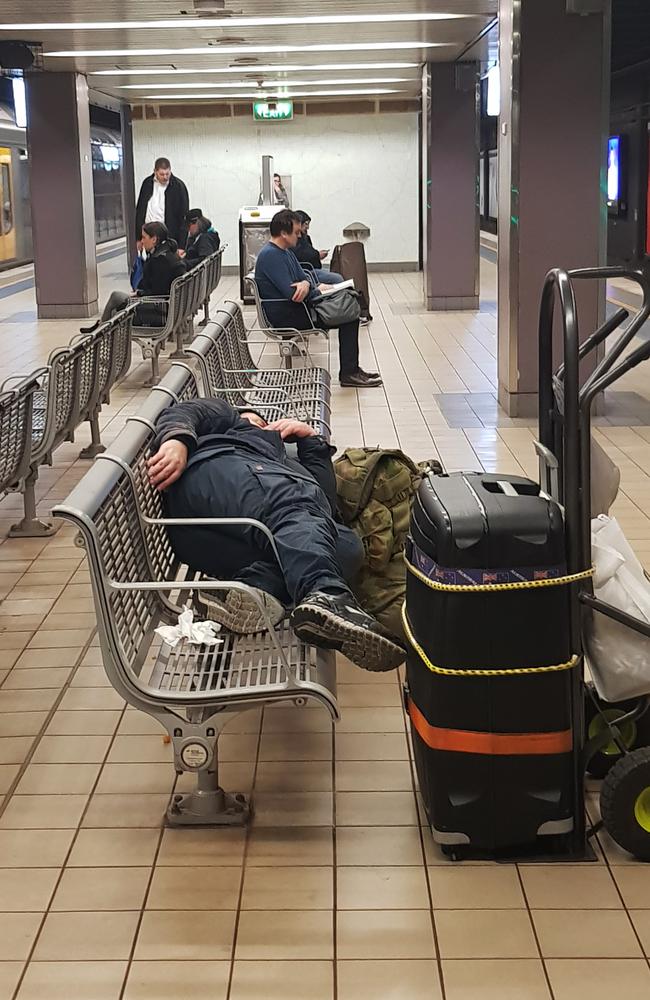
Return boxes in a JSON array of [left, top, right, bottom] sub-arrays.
[[255, 209, 381, 388]]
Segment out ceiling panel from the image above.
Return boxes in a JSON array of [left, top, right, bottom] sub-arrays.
[[0, 2, 497, 103]]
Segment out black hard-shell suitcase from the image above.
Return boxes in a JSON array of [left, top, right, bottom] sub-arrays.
[[404, 471, 577, 854], [330, 242, 372, 320]]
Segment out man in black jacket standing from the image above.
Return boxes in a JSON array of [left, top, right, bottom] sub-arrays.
[[147, 398, 404, 673], [135, 157, 189, 250]]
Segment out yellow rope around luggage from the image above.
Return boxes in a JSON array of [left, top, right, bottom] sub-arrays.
[[405, 558, 593, 594], [401, 605, 580, 678]]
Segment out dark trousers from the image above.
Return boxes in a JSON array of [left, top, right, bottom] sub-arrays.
[[265, 302, 360, 379], [167, 456, 364, 607], [101, 290, 167, 327]]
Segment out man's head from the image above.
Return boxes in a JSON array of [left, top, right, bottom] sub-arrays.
[[269, 209, 301, 249], [295, 210, 311, 236], [154, 157, 172, 184], [185, 208, 209, 237], [240, 411, 268, 429]]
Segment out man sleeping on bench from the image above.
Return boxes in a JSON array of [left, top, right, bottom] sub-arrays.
[[148, 397, 404, 673]]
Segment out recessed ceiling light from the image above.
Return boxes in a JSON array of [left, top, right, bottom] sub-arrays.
[[5, 13, 474, 30], [48, 42, 449, 57], [89, 61, 420, 76], [138, 88, 404, 100], [120, 77, 412, 89]]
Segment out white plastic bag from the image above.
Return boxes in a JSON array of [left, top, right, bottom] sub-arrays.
[[155, 607, 222, 649], [583, 515, 650, 702]]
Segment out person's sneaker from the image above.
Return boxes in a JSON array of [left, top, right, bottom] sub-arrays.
[[198, 587, 285, 634], [339, 371, 383, 388], [290, 591, 404, 672]]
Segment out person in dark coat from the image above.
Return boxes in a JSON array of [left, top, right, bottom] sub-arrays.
[[147, 397, 404, 673], [135, 157, 190, 249], [179, 209, 220, 269], [294, 210, 343, 286], [81, 221, 186, 332]]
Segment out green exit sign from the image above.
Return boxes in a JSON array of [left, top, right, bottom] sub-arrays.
[[253, 101, 294, 122]]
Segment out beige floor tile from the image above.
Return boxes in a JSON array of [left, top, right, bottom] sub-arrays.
[[59, 687, 123, 711], [0, 867, 59, 912], [0, 762, 20, 793], [337, 909, 435, 960], [0, 793, 88, 829], [51, 866, 150, 911], [338, 959, 441, 1000], [32, 734, 112, 764], [124, 961, 230, 1000], [0, 736, 34, 764], [338, 684, 402, 707], [230, 960, 333, 1000], [69, 666, 112, 688], [235, 909, 333, 960], [0, 713, 48, 737], [337, 865, 429, 910], [259, 733, 332, 762], [45, 710, 121, 736], [336, 826, 424, 866], [255, 761, 333, 793], [147, 865, 241, 910], [442, 959, 551, 1000], [16, 762, 101, 795], [0, 912, 43, 960], [246, 827, 333, 867], [3, 667, 72, 689], [611, 866, 650, 908], [0, 689, 58, 713], [335, 733, 409, 760], [28, 629, 93, 649], [533, 908, 642, 958], [428, 865, 525, 908], [335, 760, 413, 791], [68, 828, 161, 867], [95, 763, 174, 795], [33, 910, 140, 961], [519, 865, 622, 909], [262, 706, 333, 733], [117, 712, 166, 737], [545, 959, 650, 1000], [435, 909, 538, 959], [252, 791, 333, 826], [81, 793, 168, 829], [242, 866, 332, 910], [134, 910, 237, 961], [15, 647, 82, 669], [630, 910, 650, 955], [157, 827, 246, 867], [107, 735, 173, 764], [16, 961, 127, 1000], [0, 829, 74, 868], [337, 708, 405, 733], [336, 791, 419, 826], [0, 963, 23, 999]]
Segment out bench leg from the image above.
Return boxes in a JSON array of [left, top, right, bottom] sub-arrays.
[[169, 319, 190, 360], [198, 298, 210, 327], [143, 347, 161, 388], [167, 766, 250, 827], [9, 472, 59, 538], [79, 411, 105, 460], [279, 342, 294, 370]]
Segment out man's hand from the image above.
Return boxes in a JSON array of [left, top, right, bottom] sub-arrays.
[[177, 249, 186, 258], [147, 440, 189, 491], [319, 250, 329, 260], [317, 283, 332, 293], [291, 280, 311, 303], [266, 418, 316, 440]]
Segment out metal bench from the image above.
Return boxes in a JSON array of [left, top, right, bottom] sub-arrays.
[[53, 362, 338, 827], [132, 249, 225, 386], [3, 310, 134, 537], [0, 377, 38, 503], [198, 246, 225, 327], [185, 313, 332, 439], [247, 274, 329, 370]]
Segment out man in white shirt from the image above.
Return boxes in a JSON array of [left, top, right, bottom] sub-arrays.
[[135, 157, 189, 250]]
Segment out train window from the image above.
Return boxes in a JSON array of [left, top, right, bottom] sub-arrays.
[[1, 164, 12, 235]]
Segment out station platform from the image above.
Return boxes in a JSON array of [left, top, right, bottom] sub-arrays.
[[0, 255, 649, 999]]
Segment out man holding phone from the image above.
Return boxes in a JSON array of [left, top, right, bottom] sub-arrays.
[[294, 210, 343, 286]]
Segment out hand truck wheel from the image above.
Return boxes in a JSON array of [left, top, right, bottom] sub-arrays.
[[600, 746, 650, 860]]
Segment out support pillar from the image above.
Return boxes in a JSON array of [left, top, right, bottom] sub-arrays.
[[422, 62, 480, 311], [26, 72, 98, 318], [120, 103, 138, 270], [498, 0, 611, 416]]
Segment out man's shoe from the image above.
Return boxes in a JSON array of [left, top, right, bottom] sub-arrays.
[[290, 591, 404, 672], [198, 587, 285, 634], [357, 367, 380, 380], [339, 371, 383, 388], [360, 316, 371, 326]]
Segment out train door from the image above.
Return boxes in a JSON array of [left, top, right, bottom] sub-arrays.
[[0, 148, 16, 263]]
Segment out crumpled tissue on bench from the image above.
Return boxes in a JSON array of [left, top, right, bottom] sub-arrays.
[[155, 607, 222, 649]]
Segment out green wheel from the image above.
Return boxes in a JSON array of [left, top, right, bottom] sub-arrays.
[[601, 747, 650, 861]]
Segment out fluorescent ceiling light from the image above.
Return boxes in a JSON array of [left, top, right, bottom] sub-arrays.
[[5, 13, 472, 31], [48, 42, 448, 58], [121, 77, 412, 89], [91, 62, 420, 76], [139, 88, 404, 100]]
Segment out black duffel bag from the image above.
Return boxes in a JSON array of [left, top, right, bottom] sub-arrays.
[[310, 286, 361, 328]]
